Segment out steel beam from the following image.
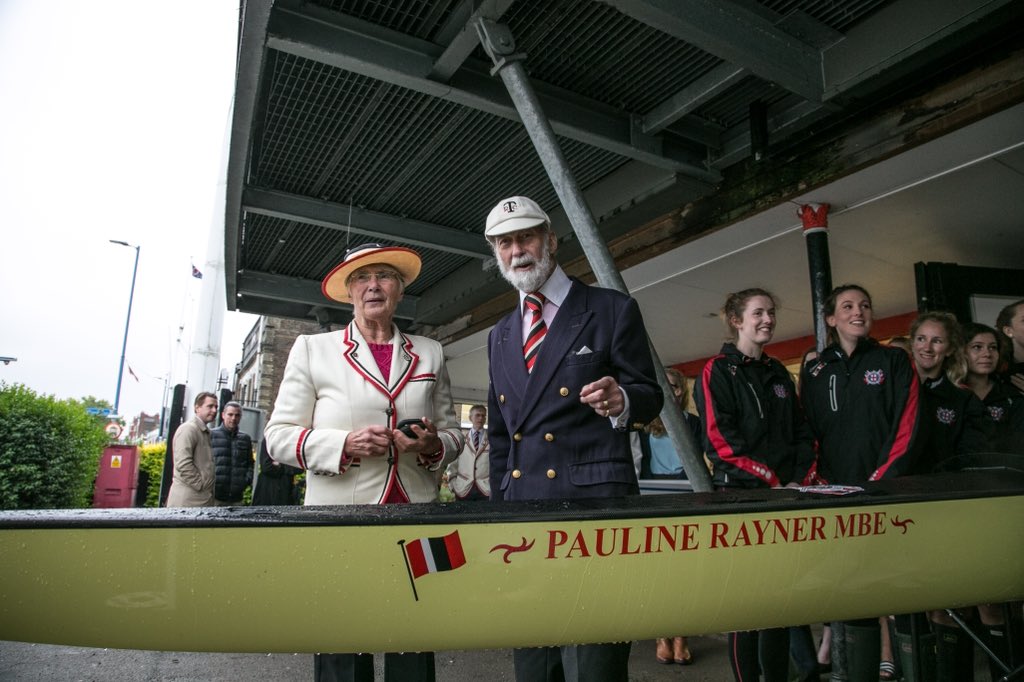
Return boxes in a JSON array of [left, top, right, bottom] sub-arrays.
[[242, 187, 492, 259], [429, 0, 517, 81], [225, 0, 274, 310], [266, 0, 719, 179], [603, 0, 823, 102]]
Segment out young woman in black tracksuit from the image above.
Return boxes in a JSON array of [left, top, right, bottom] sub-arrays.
[[695, 288, 816, 682], [963, 322, 1024, 454], [909, 312, 989, 681], [909, 311, 986, 475], [799, 284, 923, 682]]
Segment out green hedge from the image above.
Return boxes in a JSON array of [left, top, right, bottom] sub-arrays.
[[0, 383, 109, 510], [138, 442, 167, 508]]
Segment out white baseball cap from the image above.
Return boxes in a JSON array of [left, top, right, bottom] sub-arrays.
[[485, 196, 550, 237]]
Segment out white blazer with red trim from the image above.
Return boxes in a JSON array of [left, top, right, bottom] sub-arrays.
[[265, 323, 464, 506]]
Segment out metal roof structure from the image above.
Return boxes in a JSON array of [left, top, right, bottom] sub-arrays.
[[226, 0, 1024, 390]]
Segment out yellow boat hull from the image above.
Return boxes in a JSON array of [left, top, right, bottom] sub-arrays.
[[1, 470, 1022, 653]]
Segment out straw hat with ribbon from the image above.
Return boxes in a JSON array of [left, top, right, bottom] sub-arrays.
[[321, 243, 422, 303]]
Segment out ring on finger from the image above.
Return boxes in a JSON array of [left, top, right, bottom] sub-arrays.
[[602, 399, 609, 408]]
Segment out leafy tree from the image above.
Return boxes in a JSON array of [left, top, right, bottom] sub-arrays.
[[0, 383, 109, 509]]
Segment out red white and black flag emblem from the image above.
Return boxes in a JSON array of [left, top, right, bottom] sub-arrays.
[[399, 530, 466, 600]]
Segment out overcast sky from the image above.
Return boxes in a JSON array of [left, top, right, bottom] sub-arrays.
[[0, 1, 257, 421]]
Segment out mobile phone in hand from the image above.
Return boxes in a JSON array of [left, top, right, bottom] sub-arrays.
[[396, 418, 427, 438]]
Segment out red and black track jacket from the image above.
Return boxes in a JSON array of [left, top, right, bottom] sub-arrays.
[[800, 338, 921, 484], [695, 343, 817, 488]]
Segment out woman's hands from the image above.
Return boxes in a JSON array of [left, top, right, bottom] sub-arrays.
[[343, 418, 442, 466], [343, 425, 394, 458], [392, 417, 442, 462]]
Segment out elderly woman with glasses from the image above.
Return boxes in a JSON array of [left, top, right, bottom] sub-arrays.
[[265, 243, 464, 682]]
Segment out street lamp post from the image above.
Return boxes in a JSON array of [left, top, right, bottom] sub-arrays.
[[110, 240, 140, 417]]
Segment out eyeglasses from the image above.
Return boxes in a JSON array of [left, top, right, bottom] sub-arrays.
[[350, 271, 399, 285]]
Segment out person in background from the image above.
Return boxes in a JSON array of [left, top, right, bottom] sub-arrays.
[[639, 366, 700, 667], [909, 312, 985, 474], [791, 347, 834, 682], [887, 335, 911, 354], [211, 401, 255, 506], [695, 288, 816, 682], [265, 243, 464, 682], [166, 391, 218, 508], [996, 298, 1024, 395], [638, 367, 701, 481], [252, 439, 302, 506], [963, 322, 1023, 455], [484, 195, 662, 682], [449, 404, 489, 501], [933, 321, 1022, 680]]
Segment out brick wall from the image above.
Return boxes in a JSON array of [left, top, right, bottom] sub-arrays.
[[233, 316, 327, 417]]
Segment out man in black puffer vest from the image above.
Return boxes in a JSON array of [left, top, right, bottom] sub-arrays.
[[211, 401, 254, 506]]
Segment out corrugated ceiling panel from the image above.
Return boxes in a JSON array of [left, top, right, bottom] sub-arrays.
[[308, 0, 460, 40], [253, 51, 628, 238]]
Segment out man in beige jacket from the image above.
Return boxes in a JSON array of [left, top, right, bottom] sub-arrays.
[[166, 391, 218, 507]]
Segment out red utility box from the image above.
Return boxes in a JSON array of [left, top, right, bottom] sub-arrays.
[[93, 444, 140, 508]]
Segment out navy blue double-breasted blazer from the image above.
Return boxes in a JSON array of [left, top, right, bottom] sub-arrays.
[[487, 278, 663, 501]]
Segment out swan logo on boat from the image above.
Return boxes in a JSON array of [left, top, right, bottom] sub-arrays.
[[863, 369, 885, 385], [490, 537, 535, 563], [935, 407, 956, 425]]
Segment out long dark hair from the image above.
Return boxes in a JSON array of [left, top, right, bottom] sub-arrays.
[[823, 284, 872, 347], [995, 298, 1024, 367], [962, 322, 1002, 377]]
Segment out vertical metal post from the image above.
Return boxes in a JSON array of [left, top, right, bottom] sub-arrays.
[[799, 204, 833, 352], [110, 241, 140, 416], [160, 383, 187, 507], [476, 19, 712, 492]]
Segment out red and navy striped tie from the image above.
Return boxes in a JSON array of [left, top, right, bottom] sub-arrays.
[[523, 293, 546, 373]]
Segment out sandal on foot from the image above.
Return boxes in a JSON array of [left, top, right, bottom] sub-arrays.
[[673, 637, 693, 665], [655, 638, 673, 664]]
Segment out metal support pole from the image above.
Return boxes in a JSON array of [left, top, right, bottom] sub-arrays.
[[799, 204, 833, 353], [110, 240, 140, 416], [160, 383, 187, 507], [476, 19, 712, 492]]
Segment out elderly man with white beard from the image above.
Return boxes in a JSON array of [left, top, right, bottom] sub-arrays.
[[483, 195, 663, 682]]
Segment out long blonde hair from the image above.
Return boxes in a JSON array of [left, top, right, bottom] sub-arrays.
[[909, 311, 966, 385]]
